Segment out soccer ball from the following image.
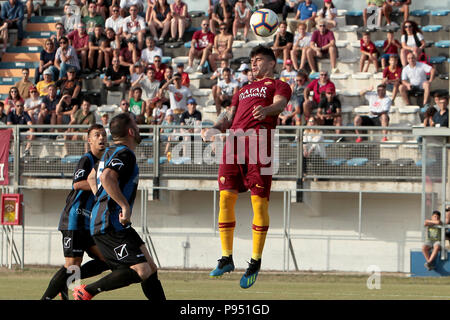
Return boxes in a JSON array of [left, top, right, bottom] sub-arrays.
[[250, 8, 279, 37]]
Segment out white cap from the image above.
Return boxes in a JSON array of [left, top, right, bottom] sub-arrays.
[[166, 109, 174, 116], [238, 63, 249, 72]]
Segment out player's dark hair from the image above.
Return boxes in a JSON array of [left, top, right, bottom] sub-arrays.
[[250, 45, 276, 62], [87, 124, 105, 136], [110, 113, 133, 140]]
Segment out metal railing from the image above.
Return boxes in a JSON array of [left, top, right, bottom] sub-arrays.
[[0, 124, 424, 184]]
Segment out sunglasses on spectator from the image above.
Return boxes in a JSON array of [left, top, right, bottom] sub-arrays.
[[319, 25, 326, 27], [60, 41, 67, 44], [113, 9, 119, 12], [404, 25, 412, 28], [10, 90, 18, 93], [16, 104, 24, 107], [30, 90, 38, 93], [320, 73, 327, 76], [121, 102, 129, 105], [154, 59, 161, 62], [56, 27, 63, 30]]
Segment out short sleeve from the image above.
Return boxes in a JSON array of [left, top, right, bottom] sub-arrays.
[[73, 155, 94, 183], [105, 149, 135, 176], [275, 80, 292, 102], [230, 90, 239, 108]]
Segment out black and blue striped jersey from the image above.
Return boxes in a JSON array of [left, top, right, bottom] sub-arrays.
[[58, 152, 98, 231], [90, 144, 139, 236]]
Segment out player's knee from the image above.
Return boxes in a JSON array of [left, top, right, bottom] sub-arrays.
[[132, 262, 152, 280]]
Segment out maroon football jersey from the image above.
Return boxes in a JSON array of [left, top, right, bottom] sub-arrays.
[[230, 77, 292, 131]]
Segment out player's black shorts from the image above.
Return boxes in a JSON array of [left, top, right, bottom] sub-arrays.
[[93, 227, 146, 270], [60, 230, 96, 258]]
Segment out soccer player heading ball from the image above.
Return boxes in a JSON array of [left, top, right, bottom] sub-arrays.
[[202, 45, 292, 289]]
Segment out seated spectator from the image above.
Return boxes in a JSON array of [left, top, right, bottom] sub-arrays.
[[36, 69, 56, 96], [400, 20, 426, 67], [55, 67, 82, 107], [119, 38, 141, 74], [279, 60, 297, 86], [105, 5, 124, 39], [129, 86, 146, 116], [354, 84, 392, 142], [316, 86, 342, 134], [100, 27, 120, 69], [210, 0, 232, 34], [278, 100, 300, 126], [150, 55, 167, 81], [159, 73, 192, 122], [140, 37, 163, 67], [161, 108, 176, 156], [213, 67, 239, 116], [158, 66, 174, 105], [306, 20, 339, 75], [290, 22, 311, 71], [382, 54, 402, 102], [15, 68, 34, 100], [102, 57, 128, 102], [430, 92, 448, 128], [363, 0, 386, 27], [295, 0, 317, 32], [24, 86, 43, 123], [272, 21, 294, 66], [0, 14, 8, 54], [51, 22, 66, 49], [6, 101, 34, 154], [233, 0, 251, 42], [68, 22, 89, 72], [282, 0, 301, 22], [0, 102, 7, 124], [180, 97, 202, 157], [359, 32, 378, 72], [4, 86, 24, 115], [210, 59, 232, 84], [399, 52, 435, 107], [422, 210, 442, 271], [36, 39, 58, 84], [1, 0, 24, 45], [422, 103, 437, 127], [26, 0, 47, 23], [55, 36, 81, 79], [122, 5, 146, 50], [384, 0, 411, 25], [66, 99, 96, 140], [303, 70, 335, 120], [210, 22, 233, 70], [88, 24, 106, 72], [289, 71, 309, 124], [303, 116, 326, 178], [61, 3, 80, 34], [129, 62, 145, 84], [169, 0, 189, 42], [176, 63, 190, 88], [56, 91, 78, 125], [316, 0, 337, 29], [148, 0, 172, 42], [151, 96, 168, 125], [380, 31, 401, 69], [94, 0, 108, 21], [132, 67, 160, 104], [38, 84, 59, 127], [236, 63, 250, 88], [79, 0, 89, 18], [185, 19, 215, 73], [120, 0, 144, 16]]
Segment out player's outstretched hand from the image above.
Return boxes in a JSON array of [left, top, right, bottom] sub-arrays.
[[252, 105, 267, 121], [119, 204, 132, 226]]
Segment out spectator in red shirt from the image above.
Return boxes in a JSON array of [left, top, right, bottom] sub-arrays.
[[176, 63, 190, 88], [67, 22, 89, 71], [306, 20, 338, 75], [119, 38, 141, 75], [185, 19, 215, 73], [150, 55, 167, 81], [303, 70, 335, 121], [382, 54, 402, 102], [380, 31, 401, 69], [359, 32, 378, 73]]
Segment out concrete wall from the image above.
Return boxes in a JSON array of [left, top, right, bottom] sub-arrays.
[[2, 185, 423, 273]]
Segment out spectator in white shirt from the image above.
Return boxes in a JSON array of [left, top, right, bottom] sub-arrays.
[[159, 72, 192, 123], [316, 0, 337, 29], [290, 22, 311, 71], [213, 67, 238, 116], [354, 84, 392, 143], [279, 60, 298, 86], [122, 5, 147, 50], [399, 51, 435, 107], [140, 36, 163, 67], [105, 5, 124, 38]]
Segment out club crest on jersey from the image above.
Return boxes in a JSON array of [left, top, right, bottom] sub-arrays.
[[74, 169, 85, 180], [110, 158, 124, 170], [239, 86, 267, 100], [219, 176, 226, 184]]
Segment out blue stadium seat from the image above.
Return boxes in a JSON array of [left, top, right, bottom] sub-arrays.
[[0, 77, 21, 85], [0, 62, 40, 69], [429, 56, 447, 64], [415, 159, 437, 167], [147, 157, 168, 165], [6, 46, 42, 53], [435, 40, 450, 48], [431, 10, 450, 16], [8, 155, 13, 163], [184, 41, 191, 49], [277, 58, 284, 65], [421, 25, 443, 32], [309, 72, 319, 80], [374, 40, 385, 48], [346, 11, 363, 17], [61, 155, 82, 164], [161, 56, 172, 64], [0, 94, 7, 100], [410, 9, 430, 17], [346, 158, 369, 166], [170, 156, 191, 165], [30, 16, 60, 23], [326, 158, 346, 166], [24, 31, 56, 38]]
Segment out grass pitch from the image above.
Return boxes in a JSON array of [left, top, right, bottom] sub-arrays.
[[1, 266, 450, 300]]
